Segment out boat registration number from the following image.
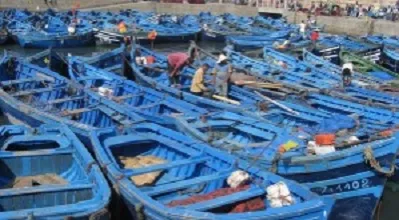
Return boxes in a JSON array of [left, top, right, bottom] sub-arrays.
[[314, 178, 371, 195]]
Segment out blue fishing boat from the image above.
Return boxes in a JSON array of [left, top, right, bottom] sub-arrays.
[[263, 47, 382, 85], [25, 48, 69, 77], [128, 45, 343, 123], [13, 17, 95, 48], [381, 47, 399, 73], [201, 23, 249, 42], [128, 46, 399, 135], [249, 47, 399, 107], [0, 124, 110, 219], [90, 123, 334, 219], [0, 52, 143, 147], [362, 35, 399, 49], [68, 56, 209, 125], [226, 30, 294, 51], [0, 17, 8, 45], [75, 45, 127, 72], [340, 51, 398, 80], [319, 35, 381, 62], [0, 31, 7, 45], [174, 111, 399, 220]]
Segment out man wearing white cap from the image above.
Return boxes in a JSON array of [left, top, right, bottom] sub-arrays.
[[212, 53, 232, 97], [342, 62, 353, 87]]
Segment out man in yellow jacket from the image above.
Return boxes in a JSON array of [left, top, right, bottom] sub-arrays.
[[190, 63, 210, 96]]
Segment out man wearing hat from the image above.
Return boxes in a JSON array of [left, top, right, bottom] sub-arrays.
[[212, 53, 232, 97]]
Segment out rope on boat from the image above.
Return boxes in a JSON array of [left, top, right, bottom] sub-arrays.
[[89, 208, 110, 220], [254, 91, 300, 116], [268, 152, 283, 174], [363, 146, 395, 176], [134, 204, 145, 220]]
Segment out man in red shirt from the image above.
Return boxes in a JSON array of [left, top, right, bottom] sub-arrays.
[[310, 30, 319, 48], [167, 52, 193, 86]]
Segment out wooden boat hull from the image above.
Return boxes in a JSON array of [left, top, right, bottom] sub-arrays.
[[15, 32, 95, 48], [90, 123, 334, 219], [0, 90, 92, 147], [26, 49, 69, 78], [0, 55, 143, 148], [381, 48, 399, 73], [69, 57, 209, 126], [0, 124, 110, 219], [96, 29, 197, 45], [174, 112, 398, 220], [0, 34, 8, 45], [200, 29, 227, 42], [340, 51, 398, 79]]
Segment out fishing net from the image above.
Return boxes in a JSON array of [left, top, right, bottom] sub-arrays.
[[7, 173, 67, 188], [119, 155, 166, 186]]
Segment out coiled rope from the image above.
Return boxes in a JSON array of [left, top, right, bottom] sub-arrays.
[[364, 146, 395, 176]]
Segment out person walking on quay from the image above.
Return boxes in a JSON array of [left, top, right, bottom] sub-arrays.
[[299, 20, 307, 39]]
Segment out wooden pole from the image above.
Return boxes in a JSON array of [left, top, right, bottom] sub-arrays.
[[212, 95, 241, 105], [255, 91, 300, 115]]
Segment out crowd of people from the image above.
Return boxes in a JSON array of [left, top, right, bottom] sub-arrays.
[[344, 1, 399, 21], [287, 0, 399, 21]]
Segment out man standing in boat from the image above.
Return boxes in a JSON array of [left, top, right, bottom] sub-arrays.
[[167, 52, 194, 87], [212, 53, 232, 97], [310, 30, 319, 49], [342, 62, 353, 87], [191, 63, 210, 97], [299, 20, 307, 39]]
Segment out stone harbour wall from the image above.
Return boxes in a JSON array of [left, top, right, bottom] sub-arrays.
[[1, 1, 399, 36], [284, 11, 399, 36]]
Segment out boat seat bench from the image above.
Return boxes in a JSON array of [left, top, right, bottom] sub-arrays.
[[133, 102, 161, 110], [95, 106, 135, 125], [0, 183, 93, 198], [146, 171, 232, 196], [61, 108, 93, 116], [11, 86, 66, 97], [1, 78, 53, 86], [78, 76, 105, 81], [104, 64, 122, 72], [47, 96, 85, 105], [111, 93, 144, 102], [124, 156, 211, 177]]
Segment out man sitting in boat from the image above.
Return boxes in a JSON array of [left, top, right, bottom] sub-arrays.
[[190, 63, 210, 97], [212, 54, 232, 97], [167, 52, 194, 87], [68, 23, 76, 35], [342, 62, 353, 87], [118, 21, 127, 34]]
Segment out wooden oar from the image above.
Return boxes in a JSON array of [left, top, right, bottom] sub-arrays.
[[247, 84, 283, 89], [212, 95, 241, 105], [255, 91, 299, 115], [234, 80, 282, 87]]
